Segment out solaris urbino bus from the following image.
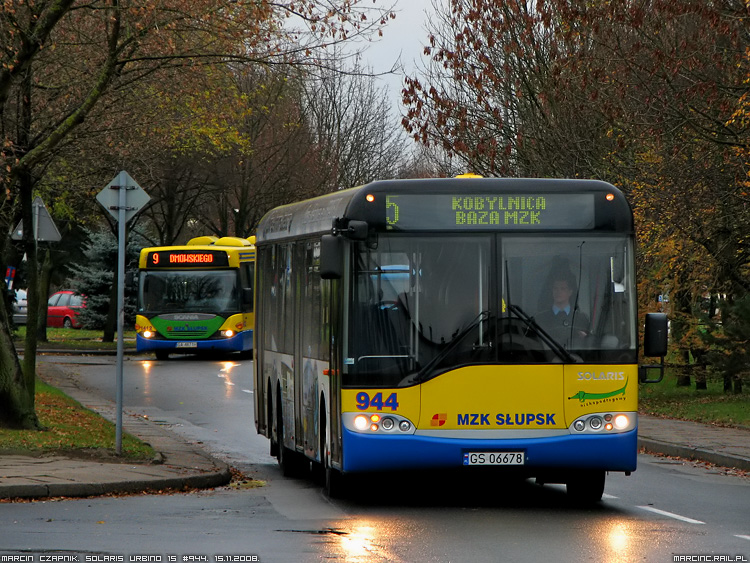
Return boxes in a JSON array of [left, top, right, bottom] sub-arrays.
[[253, 177, 667, 502], [135, 236, 256, 360]]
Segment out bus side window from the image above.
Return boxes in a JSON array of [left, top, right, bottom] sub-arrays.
[[242, 263, 254, 310]]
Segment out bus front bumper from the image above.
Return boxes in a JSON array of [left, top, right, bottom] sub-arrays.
[[341, 427, 637, 473], [136, 332, 253, 354]]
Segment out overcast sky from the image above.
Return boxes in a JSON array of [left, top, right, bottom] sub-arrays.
[[360, 0, 436, 111]]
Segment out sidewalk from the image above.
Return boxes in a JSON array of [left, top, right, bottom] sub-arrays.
[[1, 361, 748, 500], [0, 362, 231, 499], [637, 415, 750, 472]]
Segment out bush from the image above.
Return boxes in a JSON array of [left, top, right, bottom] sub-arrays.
[[67, 228, 142, 330]]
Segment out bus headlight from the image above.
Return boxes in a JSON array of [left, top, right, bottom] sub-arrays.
[[614, 414, 629, 430], [354, 415, 369, 431], [142, 330, 154, 339], [570, 412, 635, 434], [344, 412, 415, 434], [220, 329, 235, 338]]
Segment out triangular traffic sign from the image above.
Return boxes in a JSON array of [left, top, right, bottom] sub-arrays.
[[11, 197, 62, 242]]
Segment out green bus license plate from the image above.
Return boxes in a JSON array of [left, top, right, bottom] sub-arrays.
[[463, 452, 525, 466], [176, 342, 197, 348]]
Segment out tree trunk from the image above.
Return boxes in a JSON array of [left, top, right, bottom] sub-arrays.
[[694, 370, 707, 390], [692, 348, 707, 390], [676, 350, 691, 387], [0, 306, 40, 429], [724, 373, 733, 393], [36, 248, 53, 343], [19, 66, 39, 412]]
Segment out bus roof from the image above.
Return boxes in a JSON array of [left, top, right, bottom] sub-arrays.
[[139, 236, 255, 269], [255, 178, 633, 243]]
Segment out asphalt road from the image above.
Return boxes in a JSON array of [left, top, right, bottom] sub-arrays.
[[1, 353, 746, 562]]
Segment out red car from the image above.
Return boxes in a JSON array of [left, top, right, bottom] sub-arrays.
[[47, 290, 85, 328]]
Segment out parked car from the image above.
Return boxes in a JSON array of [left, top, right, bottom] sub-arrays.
[[12, 288, 27, 325], [47, 290, 85, 328]]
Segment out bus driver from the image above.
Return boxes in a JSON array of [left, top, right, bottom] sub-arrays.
[[535, 271, 590, 344]]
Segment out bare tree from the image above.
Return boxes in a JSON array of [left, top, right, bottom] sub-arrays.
[[303, 56, 408, 188]]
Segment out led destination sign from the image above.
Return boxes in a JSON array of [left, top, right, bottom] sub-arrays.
[[147, 250, 230, 268], [384, 193, 596, 230]]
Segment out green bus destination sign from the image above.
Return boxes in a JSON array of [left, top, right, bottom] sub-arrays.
[[384, 193, 596, 230]]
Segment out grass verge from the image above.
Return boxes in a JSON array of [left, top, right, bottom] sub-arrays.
[[12, 326, 136, 351], [0, 380, 155, 461], [9, 326, 750, 430], [639, 371, 749, 427]]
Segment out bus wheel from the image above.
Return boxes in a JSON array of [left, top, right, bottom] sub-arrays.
[[310, 401, 326, 485], [155, 350, 169, 361], [268, 389, 278, 458], [276, 397, 306, 477], [325, 462, 348, 499], [566, 470, 605, 504], [320, 408, 348, 498]]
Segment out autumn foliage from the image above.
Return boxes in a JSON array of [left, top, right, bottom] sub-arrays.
[[403, 0, 750, 390]]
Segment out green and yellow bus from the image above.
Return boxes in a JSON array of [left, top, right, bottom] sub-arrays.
[[135, 236, 255, 360], [253, 177, 667, 502]]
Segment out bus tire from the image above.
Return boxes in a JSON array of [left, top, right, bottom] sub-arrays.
[[321, 405, 348, 498], [310, 398, 326, 485], [155, 350, 169, 361], [325, 463, 347, 499], [268, 385, 278, 458], [276, 393, 306, 478], [566, 470, 605, 504]]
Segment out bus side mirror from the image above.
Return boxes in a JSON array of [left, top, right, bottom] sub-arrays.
[[346, 220, 368, 241], [644, 313, 668, 357], [640, 313, 668, 383], [320, 234, 343, 280]]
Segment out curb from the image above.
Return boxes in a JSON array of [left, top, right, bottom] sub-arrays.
[[20, 348, 141, 356], [638, 437, 750, 472], [1, 467, 232, 500]]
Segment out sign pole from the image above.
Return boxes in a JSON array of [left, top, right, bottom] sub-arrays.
[[96, 170, 149, 456], [115, 171, 127, 454]]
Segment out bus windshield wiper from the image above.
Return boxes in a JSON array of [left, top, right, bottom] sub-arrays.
[[506, 304, 578, 363], [402, 310, 492, 385]]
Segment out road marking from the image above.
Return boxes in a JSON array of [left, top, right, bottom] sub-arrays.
[[637, 506, 705, 524], [736, 535, 750, 541]]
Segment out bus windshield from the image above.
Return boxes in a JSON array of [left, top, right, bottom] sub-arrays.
[[138, 270, 240, 315], [345, 234, 637, 387]]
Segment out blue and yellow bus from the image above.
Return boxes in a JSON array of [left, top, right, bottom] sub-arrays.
[[135, 236, 256, 360], [253, 177, 667, 502]]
